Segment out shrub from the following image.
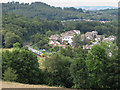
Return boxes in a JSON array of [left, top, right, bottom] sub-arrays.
[[2, 49, 42, 84], [13, 42, 21, 48], [3, 67, 18, 81], [44, 53, 74, 87], [70, 58, 89, 89]]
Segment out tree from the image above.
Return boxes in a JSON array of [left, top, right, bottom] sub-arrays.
[[2, 49, 41, 84], [44, 53, 73, 87], [60, 46, 73, 58], [46, 30, 53, 37], [86, 44, 108, 88], [100, 41, 118, 57], [73, 46, 87, 58], [13, 42, 21, 48], [105, 49, 120, 88], [72, 34, 83, 47], [4, 32, 22, 48], [70, 57, 89, 89], [3, 67, 18, 82]]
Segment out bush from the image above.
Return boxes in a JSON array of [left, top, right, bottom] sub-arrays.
[[44, 53, 74, 87], [13, 42, 21, 48], [70, 57, 89, 89], [3, 67, 18, 82], [2, 49, 42, 84]]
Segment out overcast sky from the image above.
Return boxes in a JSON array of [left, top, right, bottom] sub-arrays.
[[1, 0, 119, 7]]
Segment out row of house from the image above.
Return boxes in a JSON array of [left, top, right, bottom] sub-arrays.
[[49, 30, 80, 46], [82, 31, 116, 49], [49, 30, 116, 49], [62, 19, 110, 23]]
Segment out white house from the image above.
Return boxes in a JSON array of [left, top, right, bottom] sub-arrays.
[[49, 34, 60, 40], [61, 30, 80, 45], [102, 35, 116, 42], [49, 40, 60, 45]]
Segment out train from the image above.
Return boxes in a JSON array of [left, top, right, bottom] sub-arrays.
[[26, 45, 45, 57]]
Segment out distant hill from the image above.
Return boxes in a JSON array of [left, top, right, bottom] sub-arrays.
[[2, 2, 83, 20], [75, 6, 118, 10], [2, 2, 118, 21]]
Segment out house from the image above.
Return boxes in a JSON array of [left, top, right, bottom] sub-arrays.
[[92, 31, 98, 36], [84, 32, 93, 40], [61, 30, 80, 45], [102, 35, 116, 42], [49, 40, 54, 45], [84, 31, 98, 40], [49, 30, 80, 46], [108, 35, 116, 41], [95, 35, 105, 42], [49, 40, 60, 46], [49, 34, 60, 40]]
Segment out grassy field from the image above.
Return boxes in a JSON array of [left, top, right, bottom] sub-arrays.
[[2, 81, 63, 88], [37, 55, 46, 69], [2, 48, 13, 51]]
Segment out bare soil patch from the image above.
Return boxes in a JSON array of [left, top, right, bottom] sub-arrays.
[[2, 81, 62, 88]]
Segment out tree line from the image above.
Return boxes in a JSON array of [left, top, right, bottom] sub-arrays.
[[2, 13, 63, 48], [2, 2, 117, 21], [2, 42, 120, 89], [2, 13, 118, 49]]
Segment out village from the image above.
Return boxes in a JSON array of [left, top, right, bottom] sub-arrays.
[[49, 30, 116, 49]]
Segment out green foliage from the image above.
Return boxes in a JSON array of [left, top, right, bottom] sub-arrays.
[[4, 32, 22, 48], [2, 2, 117, 21], [100, 41, 118, 57], [69, 47, 89, 88], [44, 53, 73, 87], [105, 49, 120, 88], [60, 46, 73, 58], [1, 2, 119, 88], [86, 45, 108, 88], [2, 43, 119, 88], [46, 30, 53, 37], [64, 21, 117, 36], [13, 42, 21, 48], [3, 67, 18, 82], [73, 46, 87, 58], [70, 54, 89, 88], [2, 49, 42, 84], [72, 34, 83, 47], [2, 2, 83, 20], [30, 33, 49, 49], [2, 13, 63, 48]]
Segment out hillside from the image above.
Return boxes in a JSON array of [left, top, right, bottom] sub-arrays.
[[2, 2, 118, 21], [2, 13, 117, 49], [2, 2, 83, 20]]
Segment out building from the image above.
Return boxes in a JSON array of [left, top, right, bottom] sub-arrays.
[[49, 34, 60, 40], [102, 35, 116, 42], [95, 35, 105, 42], [84, 31, 98, 40], [49, 40, 60, 45], [61, 30, 80, 45]]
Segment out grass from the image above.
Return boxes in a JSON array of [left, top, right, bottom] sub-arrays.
[[37, 56, 46, 69], [2, 48, 13, 52]]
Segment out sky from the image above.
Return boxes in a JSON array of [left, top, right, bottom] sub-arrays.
[[1, 0, 120, 7]]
